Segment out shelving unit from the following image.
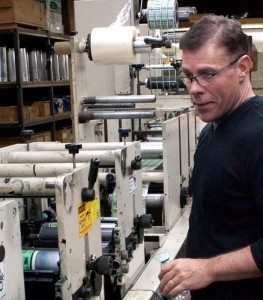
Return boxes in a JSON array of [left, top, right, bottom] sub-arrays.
[[0, 26, 72, 146]]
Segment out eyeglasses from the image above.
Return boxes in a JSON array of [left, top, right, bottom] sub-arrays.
[[178, 56, 241, 87]]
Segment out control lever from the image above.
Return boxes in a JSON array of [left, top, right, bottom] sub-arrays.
[[118, 128, 131, 145], [82, 157, 100, 202], [65, 143, 82, 168], [21, 129, 34, 151]]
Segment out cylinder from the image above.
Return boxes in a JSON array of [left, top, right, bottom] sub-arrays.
[[7, 48, 16, 81], [141, 171, 163, 183], [32, 141, 163, 152], [143, 193, 164, 209], [133, 37, 152, 54], [82, 95, 156, 104], [0, 163, 77, 177], [147, 0, 178, 29], [99, 171, 163, 183], [0, 177, 55, 197], [85, 103, 136, 109], [0, 47, 7, 82], [145, 76, 185, 90], [5, 150, 116, 165], [23, 249, 59, 272], [54, 41, 71, 55], [39, 226, 58, 241], [90, 26, 138, 65], [79, 110, 155, 122]]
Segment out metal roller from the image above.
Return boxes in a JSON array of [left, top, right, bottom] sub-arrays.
[[143, 193, 164, 209], [144, 76, 185, 90], [84, 103, 136, 109], [82, 95, 156, 104], [39, 226, 58, 241], [79, 110, 156, 122], [99, 171, 164, 183], [23, 249, 59, 271]]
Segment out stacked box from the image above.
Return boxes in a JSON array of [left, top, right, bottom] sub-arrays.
[[0, 106, 17, 121], [56, 127, 72, 143], [32, 101, 51, 117], [0, 0, 45, 27]]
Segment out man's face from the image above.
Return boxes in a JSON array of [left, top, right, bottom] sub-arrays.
[[181, 43, 243, 123]]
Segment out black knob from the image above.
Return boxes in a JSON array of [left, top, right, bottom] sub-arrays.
[[21, 129, 34, 139], [118, 128, 131, 138], [65, 143, 82, 154], [87, 255, 113, 276], [131, 155, 142, 170]]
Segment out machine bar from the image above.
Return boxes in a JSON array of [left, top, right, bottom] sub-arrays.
[[82, 95, 156, 104]]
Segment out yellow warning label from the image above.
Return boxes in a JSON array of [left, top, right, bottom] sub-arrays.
[[91, 196, 100, 222], [78, 202, 92, 238]]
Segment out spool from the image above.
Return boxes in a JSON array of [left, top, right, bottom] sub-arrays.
[[23, 249, 59, 271], [7, 48, 16, 81], [147, 0, 178, 30], [0, 47, 7, 82], [90, 26, 138, 65]]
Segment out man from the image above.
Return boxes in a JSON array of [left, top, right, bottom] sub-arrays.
[[158, 15, 263, 299]]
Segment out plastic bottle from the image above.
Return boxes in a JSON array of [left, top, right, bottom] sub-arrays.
[[156, 250, 190, 300]]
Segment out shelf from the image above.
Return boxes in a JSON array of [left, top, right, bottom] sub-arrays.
[[0, 81, 70, 89], [21, 81, 70, 89], [25, 112, 71, 127], [0, 26, 72, 142]]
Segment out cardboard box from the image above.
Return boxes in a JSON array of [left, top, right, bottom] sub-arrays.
[[32, 101, 51, 117], [0, 106, 17, 121], [56, 127, 72, 143], [23, 105, 39, 121], [0, 0, 45, 27]]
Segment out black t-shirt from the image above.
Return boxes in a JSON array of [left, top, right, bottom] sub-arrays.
[[187, 96, 263, 299]]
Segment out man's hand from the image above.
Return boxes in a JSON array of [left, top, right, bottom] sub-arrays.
[[158, 258, 214, 297]]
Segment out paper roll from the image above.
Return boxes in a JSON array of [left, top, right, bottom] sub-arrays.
[[54, 41, 71, 55], [90, 26, 138, 65]]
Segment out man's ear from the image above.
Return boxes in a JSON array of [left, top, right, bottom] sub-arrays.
[[238, 55, 252, 79]]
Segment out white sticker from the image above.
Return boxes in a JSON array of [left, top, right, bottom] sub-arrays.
[[0, 262, 6, 298], [129, 170, 137, 193]]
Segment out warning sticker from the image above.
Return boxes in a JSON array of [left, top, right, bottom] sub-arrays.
[[78, 202, 92, 238], [0, 262, 6, 298], [91, 197, 100, 222], [129, 170, 137, 193]]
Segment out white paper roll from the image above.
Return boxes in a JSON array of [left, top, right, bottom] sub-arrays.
[[90, 26, 138, 65]]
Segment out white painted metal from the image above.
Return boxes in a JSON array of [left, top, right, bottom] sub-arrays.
[[55, 164, 103, 299], [162, 117, 181, 230], [113, 141, 145, 295], [0, 200, 25, 299], [188, 109, 196, 172], [179, 114, 189, 188], [123, 204, 191, 300]]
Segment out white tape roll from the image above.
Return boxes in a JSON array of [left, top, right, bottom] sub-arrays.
[[90, 26, 138, 65]]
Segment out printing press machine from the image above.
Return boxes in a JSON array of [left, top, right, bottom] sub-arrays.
[[0, 141, 159, 299], [0, 0, 205, 299]]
